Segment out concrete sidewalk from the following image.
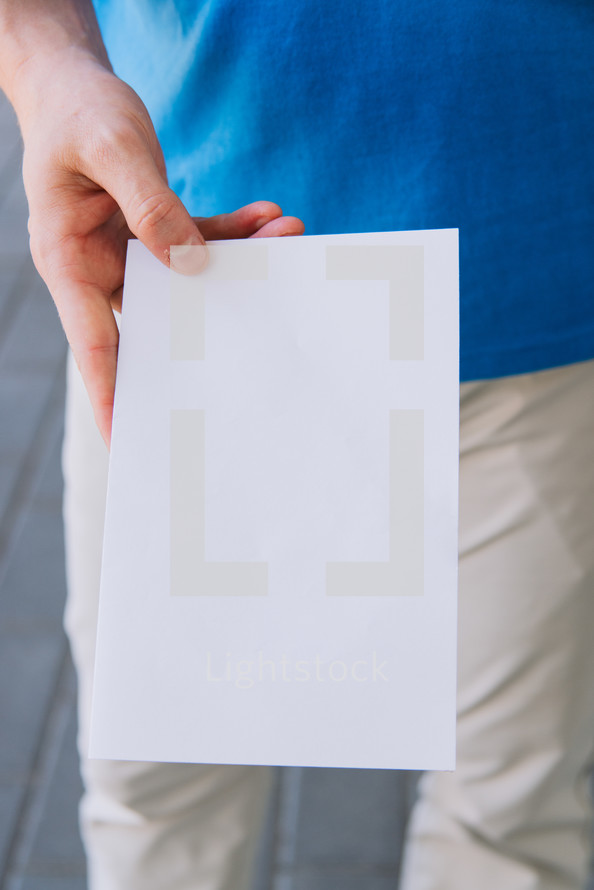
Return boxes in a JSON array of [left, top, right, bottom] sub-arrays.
[[0, 90, 420, 890]]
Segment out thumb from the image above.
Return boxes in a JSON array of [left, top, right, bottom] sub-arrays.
[[99, 151, 209, 275]]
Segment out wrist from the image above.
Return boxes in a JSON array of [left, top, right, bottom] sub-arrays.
[[12, 47, 112, 138], [0, 2, 111, 128]]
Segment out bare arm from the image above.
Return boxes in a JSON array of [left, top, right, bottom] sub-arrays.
[[0, 1, 303, 444]]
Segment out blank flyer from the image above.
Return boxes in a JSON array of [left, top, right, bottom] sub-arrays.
[[89, 229, 459, 769]]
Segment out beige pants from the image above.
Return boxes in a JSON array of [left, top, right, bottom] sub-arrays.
[[62, 354, 594, 890]]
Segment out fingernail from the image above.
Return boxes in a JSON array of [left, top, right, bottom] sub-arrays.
[[170, 242, 209, 275]]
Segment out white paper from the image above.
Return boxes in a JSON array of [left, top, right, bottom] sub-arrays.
[[90, 229, 459, 770]]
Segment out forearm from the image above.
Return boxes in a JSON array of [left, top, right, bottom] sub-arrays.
[[0, 0, 110, 130]]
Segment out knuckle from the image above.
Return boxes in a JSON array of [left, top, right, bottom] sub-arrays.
[[80, 124, 123, 171], [132, 191, 178, 236], [83, 341, 119, 361], [27, 221, 73, 277], [74, 340, 118, 382], [78, 113, 141, 172], [27, 220, 50, 269]]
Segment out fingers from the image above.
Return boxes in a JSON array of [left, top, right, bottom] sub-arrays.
[[194, 201, 305, 240], [248, 215, 305, 238], [194, 201, 283, 239], [56, 280, 120, 447], [94, 147, 209, 275]]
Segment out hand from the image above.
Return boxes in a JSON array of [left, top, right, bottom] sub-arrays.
[[17, 52, 304, 446]]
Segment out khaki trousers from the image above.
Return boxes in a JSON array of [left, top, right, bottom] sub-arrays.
[[62, 353, 594, 890]]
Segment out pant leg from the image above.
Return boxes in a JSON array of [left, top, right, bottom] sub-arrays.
[[400, 359, 594, 890], [61, 351, 274, 890]]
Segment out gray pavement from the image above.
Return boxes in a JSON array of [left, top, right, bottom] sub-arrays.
[[0, 90, 420, 890]]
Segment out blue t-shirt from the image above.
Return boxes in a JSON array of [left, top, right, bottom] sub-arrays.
[[93, 0, 594, 381]]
